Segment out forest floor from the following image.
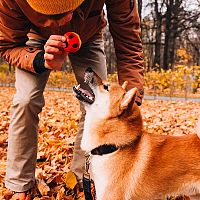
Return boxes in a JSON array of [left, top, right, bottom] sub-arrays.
[[0, 87, 199, 200]]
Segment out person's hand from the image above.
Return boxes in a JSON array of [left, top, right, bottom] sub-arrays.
[[44, 35, 67, 71]]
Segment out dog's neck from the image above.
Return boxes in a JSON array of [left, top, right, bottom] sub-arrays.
[[81, 103, 143, 152], [97, 115, 143, 146]]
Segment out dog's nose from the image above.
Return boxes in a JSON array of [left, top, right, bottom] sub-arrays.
[[85, 67, 93, 73]]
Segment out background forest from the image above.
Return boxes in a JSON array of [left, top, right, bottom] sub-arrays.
[[104, 0, 200, 72]]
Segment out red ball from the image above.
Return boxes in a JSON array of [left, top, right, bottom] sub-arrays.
[[64, 32, 81, 53]]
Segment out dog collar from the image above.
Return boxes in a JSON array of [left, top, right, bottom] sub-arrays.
[[91, 144, 118, 156]]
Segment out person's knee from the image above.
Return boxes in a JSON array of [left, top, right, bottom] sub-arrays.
[[13, 94, 45, 115]]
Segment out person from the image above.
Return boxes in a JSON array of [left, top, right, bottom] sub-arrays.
[[0, 0, 144, 199]]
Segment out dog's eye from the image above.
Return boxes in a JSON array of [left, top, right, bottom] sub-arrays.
[[103, 83, 110, 91]]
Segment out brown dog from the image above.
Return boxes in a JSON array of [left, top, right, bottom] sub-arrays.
[[73, 68, 200, 200]]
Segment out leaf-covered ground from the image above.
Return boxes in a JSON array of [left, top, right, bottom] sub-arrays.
[[0, 87, 199, 200]]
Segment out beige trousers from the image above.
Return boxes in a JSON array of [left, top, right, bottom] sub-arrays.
[[5, 38, 107, 192]]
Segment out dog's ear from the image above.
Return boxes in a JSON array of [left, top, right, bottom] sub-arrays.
[[120, 87, 138, 111]]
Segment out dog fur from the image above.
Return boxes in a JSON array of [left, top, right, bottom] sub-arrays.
[[76, 69, 200, 200], [197, 118, 200, 139]]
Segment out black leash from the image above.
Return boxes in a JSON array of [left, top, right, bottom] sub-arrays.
[[83, 174, 93, 200], [83, 153, 94, 200]]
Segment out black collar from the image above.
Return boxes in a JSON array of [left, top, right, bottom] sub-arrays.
[[91, 144, 118, 156], [90, 135, 142, 156]]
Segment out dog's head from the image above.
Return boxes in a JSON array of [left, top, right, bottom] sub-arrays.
[[73, 68, 143, 150], [73, 67, 138, 118]]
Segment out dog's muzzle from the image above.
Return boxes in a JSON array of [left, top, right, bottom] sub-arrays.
[[73, 67, 96, 104], [73, 84, 95, 104]]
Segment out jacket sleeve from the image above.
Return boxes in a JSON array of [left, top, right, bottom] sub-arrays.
[[105, 0, 144, 104], [0, 0, 42, 72]]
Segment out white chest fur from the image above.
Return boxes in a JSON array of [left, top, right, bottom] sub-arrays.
[[90, 154, 112, 200], [81, 90, 110, 152]]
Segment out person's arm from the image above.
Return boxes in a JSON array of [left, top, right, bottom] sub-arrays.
[[105, 0, 144, 105], [0, 0, 44, 73]]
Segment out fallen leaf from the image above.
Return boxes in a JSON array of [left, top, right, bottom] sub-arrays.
[[65, 171, 78, 190]]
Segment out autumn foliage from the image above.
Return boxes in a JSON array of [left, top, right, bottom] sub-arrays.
[[144, 65, 200, 97], [0, 62, 200, 99], [0, 87, 199, 199]]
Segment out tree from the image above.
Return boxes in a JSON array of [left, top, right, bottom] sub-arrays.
[[153, 0, 164, 69], [142, 0, 200, 70]]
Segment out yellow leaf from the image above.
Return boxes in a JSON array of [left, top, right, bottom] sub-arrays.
[[65, 171, 77, 190]]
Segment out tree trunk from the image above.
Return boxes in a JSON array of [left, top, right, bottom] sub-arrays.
[[153, 0, 162, 70], [163, 0, 173, 70]]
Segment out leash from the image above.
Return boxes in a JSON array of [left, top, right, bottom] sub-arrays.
[[83, 153, 94, 200]]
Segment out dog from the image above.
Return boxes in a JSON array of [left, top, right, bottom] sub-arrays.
[[73, 68, 200, 200]]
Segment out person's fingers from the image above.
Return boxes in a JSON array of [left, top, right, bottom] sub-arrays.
[[49, 35, 66, 42], [45, 46, 63, 54], [44, 52, 54, 61], [45, 40, 66, 49], [44, 35, 66, 49], [43, 35, 68, 71]]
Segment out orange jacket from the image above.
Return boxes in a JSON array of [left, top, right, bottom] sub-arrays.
[[0, 0, 144, 102]]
